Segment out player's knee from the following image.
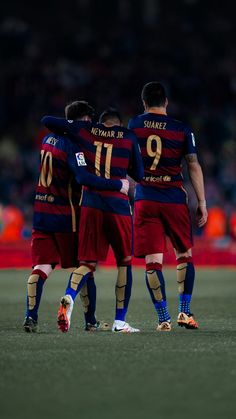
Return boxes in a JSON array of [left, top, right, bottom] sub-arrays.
[[65, 266, 77, 273], [145, 253, 163, 265], [79, 261, 97, 272], [146, 262, 163, 272], [175, 249, 192, 263], [117, 256, 132, 267], [32, 264, 53, 278]]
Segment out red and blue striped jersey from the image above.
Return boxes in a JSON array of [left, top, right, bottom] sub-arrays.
[[41, 117, 144, 215], [128, 113, 197, 204], [33, 133, 123, 232]]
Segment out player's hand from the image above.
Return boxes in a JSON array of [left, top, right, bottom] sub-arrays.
[[120, 179, 129, 195], [196, 204, 208, 228]]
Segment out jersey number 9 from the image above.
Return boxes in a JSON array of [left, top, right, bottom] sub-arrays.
[[146, 135, 162, 170]]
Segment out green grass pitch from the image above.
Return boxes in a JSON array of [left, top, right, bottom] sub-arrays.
[[0, 267, 236, 419]]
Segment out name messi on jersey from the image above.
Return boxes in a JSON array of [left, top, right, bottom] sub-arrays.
[[91, 127, 124, 139], [45, 136, 58, 146], [144, 121, 167, 129]]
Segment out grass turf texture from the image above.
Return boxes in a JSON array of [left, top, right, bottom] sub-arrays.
[[0, 268, 236, 419]]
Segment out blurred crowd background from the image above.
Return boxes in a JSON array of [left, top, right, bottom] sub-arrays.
[[0, 0, 236, 242]]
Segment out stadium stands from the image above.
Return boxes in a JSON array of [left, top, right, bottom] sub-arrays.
[[0, 0, 235, 254]]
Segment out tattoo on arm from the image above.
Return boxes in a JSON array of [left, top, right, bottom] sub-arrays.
[[185, 153, 198, 163]]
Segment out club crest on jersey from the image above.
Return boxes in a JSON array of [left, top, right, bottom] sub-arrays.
[[75, 152, 87, 166]]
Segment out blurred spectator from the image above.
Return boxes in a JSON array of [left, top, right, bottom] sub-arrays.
[[0, 205, 24, 242], [229, 212, 236, 241], [204, 207, 227, 239]]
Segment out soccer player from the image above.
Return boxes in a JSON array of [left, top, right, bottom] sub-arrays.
[[23, 101, 129, 332], [128, 82, 208, 331], [42, 108, 144, 333]]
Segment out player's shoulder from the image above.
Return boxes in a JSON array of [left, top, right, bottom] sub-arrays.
[[164, 115, 193, 135], [128, 113, 146, 129], [42, 133, 63, 146], [122, 126, 139, 142], [42, 133, 70, 152]]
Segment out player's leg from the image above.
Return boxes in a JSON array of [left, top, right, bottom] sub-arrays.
[[107, 213, 139, 333], [175, 248, 198, 329], [57, 262, 96, 332], [23, 230, 58, 332], [79, 274, 109, 331], [115, 260, 132, 323], [80, 272, 97, 329], [162, 203, 198, 329], [24, 264, 53, 332], [80, 207, 109, 331], [145, 254, 171, 331], [113, 258, 140, 332], [134, 200, 171, 331], [57, 207, 108, 332]]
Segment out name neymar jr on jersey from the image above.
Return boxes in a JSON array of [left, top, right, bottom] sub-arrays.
[[91, 127, 124, 139]]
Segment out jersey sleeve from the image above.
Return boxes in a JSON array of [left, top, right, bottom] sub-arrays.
[[67, 142, 122, 191], [127, 132, 144, 182], [183, 126, 198, 155], [127, 118, 135, 130], [41, 116, 89, 136]]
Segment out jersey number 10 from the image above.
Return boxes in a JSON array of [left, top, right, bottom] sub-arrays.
[[38, 150, 53, 187]]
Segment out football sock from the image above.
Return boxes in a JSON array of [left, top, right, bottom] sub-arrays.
[[115, 265, 132, 322], [26, 269, 47, 321], [80, 274, 97, 325], [145, 263, 171, 323], [177, 257, 195, 315], [154, 300, 170, 323], [65, 264, 94, 302], [179, 294, 191, 315]]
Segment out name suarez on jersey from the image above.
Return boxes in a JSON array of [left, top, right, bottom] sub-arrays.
[[143, 121, 167, 129]]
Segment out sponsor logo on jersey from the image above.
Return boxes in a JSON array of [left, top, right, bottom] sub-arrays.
[[35, 193, 55, 203], [35, 193, 48, 201], [191, 133, 196, 147], [47, 195, 55, 203], [75, 152, 87, 166], [144, 175, 171, 182]]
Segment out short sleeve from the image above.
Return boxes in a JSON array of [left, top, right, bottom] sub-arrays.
[[183, 126, 197, 155]]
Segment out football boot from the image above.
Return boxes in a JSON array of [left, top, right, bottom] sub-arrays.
[[112, 320, 140, 333], [57, 295, 74, 333], [23, 317, 38, 333], [177, 312, 199, 329]]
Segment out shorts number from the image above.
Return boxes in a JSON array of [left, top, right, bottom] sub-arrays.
[[38, 150, 53, 187], [146, 135, 162, 170], [94, 141, 113, 179]]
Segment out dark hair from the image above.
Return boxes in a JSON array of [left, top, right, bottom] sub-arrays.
[[65, 100, 95, 120], [141, 82, 167, 107], [99, 107, 122, 124]]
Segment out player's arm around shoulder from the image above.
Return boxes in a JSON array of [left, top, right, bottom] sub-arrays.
[[66, 141, 128, 194], [41, 116, 88, 136], [185, 153, 208, 228], [127, 129, 144, 183]]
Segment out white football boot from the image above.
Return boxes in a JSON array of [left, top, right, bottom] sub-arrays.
[[112, 320, 140, 333]]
